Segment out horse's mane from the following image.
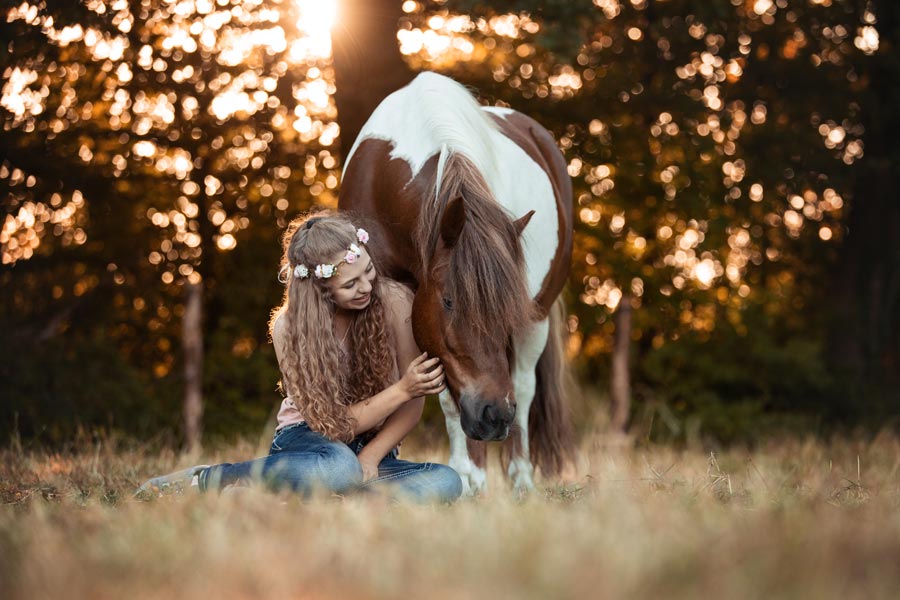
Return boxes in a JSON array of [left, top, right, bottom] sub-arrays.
[[407, 73, 537, 337], [415, 152, 538, 338]]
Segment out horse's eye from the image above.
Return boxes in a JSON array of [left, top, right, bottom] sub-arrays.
[[442, 296, 453, 311]]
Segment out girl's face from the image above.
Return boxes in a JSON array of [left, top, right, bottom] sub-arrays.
[[327, 247, 377, 311]]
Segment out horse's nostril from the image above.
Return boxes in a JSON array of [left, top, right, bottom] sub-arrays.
[[481, 403, 495, 426], [481, 403, 508, 428], [459, 397, 513, 441]]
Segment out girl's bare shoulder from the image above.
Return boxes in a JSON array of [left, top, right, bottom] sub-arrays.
[[380, 278, 414, 307], [379, 278, 420, 364], [270, 308, 289, 358], [379, 278, 414, 324]]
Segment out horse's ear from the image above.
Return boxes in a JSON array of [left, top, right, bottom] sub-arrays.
[[440, 195, 466, 248], [513, 210, 535, 237]]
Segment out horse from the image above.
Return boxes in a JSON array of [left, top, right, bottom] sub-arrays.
[[338, 72, 574, 494]]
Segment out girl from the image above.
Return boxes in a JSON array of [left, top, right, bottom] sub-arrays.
[[138, 212, 463, 503]]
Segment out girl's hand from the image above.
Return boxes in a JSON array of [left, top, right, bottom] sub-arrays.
[[358, 454, 380, 482], [399, 352, 446, 399]]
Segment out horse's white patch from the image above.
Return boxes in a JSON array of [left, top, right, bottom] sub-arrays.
[[486, 133, 558, 299], [439, 389, 486, 496], [483, 106, 515, 117]]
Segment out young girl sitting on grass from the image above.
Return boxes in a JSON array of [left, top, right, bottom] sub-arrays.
[[138, 211, 462, 503]]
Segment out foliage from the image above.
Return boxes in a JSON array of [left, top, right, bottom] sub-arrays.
[[0, 332, 172, 441], [638, 315, 836, 443], [1, 0, 896, 444]]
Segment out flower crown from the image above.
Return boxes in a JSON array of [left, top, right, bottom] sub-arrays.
[[281, 227, 369, 283]]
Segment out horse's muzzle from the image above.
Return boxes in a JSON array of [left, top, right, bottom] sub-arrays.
[[459, 395, 516, 441]]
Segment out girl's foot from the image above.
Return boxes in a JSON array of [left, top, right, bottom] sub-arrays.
[[135, 465, 210, 498]]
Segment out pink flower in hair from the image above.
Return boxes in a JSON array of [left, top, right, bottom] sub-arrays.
[[356, 228, 369, 244], [345, 250, 357, 264]]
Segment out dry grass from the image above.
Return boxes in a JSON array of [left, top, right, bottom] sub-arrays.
[[3, 432, 900, 599]]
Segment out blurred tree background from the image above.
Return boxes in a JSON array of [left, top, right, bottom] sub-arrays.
[[1, 0, 897, 447]]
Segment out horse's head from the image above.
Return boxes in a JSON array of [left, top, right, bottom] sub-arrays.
[[412, 194, 535, 441]]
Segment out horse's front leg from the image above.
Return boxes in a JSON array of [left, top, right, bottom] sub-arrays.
[[507, 318, 550, 495], [506, 374, 536, 495], [439, 389, 487, 495]]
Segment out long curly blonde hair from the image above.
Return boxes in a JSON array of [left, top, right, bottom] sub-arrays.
[[269, 211, 395, 442]]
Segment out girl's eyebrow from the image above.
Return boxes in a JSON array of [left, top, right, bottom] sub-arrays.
[[341, 257, 372, 286]]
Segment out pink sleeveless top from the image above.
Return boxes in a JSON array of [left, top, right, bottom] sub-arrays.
[[275, 396, 304, 431]]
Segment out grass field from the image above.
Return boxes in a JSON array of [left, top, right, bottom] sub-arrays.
[[3, 431, 900, 599]]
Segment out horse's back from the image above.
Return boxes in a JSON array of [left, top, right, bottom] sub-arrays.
[[343, 72, 498, 180]]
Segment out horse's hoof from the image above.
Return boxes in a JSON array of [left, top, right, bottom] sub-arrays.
[[451, 459, 487, 497], [508, 457, 536, 497], [466, 468, 487, 496], [511, 475, 535, 498]]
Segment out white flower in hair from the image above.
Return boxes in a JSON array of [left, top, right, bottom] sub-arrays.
[[293, 264, 309, 279], [356, 228, 369, 244], [316, 263, 336, 279]]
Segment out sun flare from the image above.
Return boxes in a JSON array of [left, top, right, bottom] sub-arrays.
[[297, 0, 338, 33]]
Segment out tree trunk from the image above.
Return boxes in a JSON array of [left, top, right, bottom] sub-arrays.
[[610, 294, 632, 433], [183, 281, 204, 451], [331, 0, 414, 156]]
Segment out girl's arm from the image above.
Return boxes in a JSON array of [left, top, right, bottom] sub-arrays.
[[272, 311, 438, 436], [356, 283, 438, 480], [345, 354, 436, 434]]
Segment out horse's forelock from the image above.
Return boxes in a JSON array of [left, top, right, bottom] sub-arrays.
[[415, 153, 537, 340]]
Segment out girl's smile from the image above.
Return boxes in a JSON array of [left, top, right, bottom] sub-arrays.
[[353, 293, 371, 306], [329, 247, 377, 311]]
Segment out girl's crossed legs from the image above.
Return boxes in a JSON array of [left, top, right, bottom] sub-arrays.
[[199, 422, 462, 504]]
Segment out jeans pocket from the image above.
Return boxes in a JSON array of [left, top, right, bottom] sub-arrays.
[[271, 422, 305, 453]]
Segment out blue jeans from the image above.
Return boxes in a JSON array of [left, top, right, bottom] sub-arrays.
[[198, 422, 462, 504]]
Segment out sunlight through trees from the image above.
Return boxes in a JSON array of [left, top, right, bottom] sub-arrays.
[[2, 0, 896, 444]]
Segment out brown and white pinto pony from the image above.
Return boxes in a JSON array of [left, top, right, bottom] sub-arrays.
[[339, 72, 574, 494]]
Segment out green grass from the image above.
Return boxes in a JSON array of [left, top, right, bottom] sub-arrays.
[[3, 433, 900, 599]]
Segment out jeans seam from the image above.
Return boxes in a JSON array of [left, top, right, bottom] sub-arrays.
[[362, 462, 432, 486]]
